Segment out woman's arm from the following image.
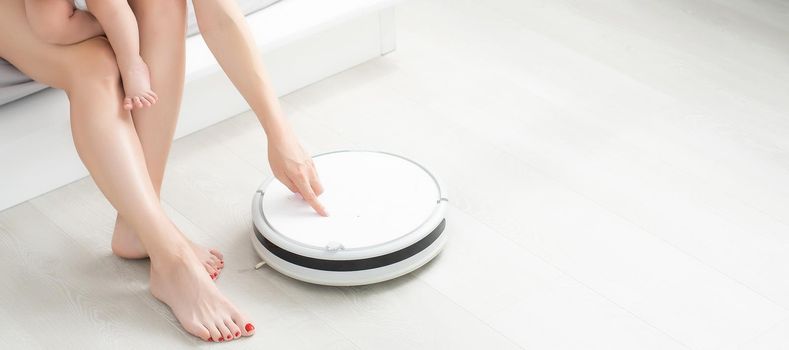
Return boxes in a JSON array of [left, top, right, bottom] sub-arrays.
[[192, 0, 328, 216]]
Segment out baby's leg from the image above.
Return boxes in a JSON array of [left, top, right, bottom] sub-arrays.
[[24, 0, 103, 45], [85, 0, 157, 110]]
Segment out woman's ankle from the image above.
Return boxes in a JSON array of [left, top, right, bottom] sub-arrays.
[[146, 231, 194, 265]]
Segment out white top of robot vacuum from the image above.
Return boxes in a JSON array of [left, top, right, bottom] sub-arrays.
[[259, 151, 443, 251]]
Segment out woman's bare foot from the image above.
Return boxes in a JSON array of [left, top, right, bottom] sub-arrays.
[[150, 247, 255, 342], [119, 55, 158, 110], [112, 218, 224, 280]]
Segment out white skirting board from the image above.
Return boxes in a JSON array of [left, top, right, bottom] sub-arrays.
[[0, 1, 398, 211]]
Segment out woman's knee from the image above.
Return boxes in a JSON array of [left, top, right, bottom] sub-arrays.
[[131, 0, 187, 25], [160, 0, 187, 17]]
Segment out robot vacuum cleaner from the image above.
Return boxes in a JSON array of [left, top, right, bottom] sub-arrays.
[[251, 150, 448, 286]]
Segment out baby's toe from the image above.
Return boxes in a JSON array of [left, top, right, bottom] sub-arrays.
[[139, 96, 152, 108], [123, 97, 133, 111], [143, 92, 157, 105]]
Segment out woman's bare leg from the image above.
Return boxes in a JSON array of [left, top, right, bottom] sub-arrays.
[[110, 0, 225, 279], [1, 0, 253, 342], [67, 65, 253, 342]]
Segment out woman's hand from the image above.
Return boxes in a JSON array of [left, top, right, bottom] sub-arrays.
[[267, 131, 328, 216]]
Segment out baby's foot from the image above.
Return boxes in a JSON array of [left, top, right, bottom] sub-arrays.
[[111, 219, 225, 280], [120, 55, 158, 110], [150, 248, 255, 342]]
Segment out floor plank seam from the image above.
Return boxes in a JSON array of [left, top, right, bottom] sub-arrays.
[[735, 314, 789, 349], [404, 93, 789, 316], [448, 203, 693, 349]]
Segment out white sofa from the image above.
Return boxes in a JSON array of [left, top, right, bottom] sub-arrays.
[[0, 0, 398, 211]]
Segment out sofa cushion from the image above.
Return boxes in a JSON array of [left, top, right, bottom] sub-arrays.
[[0, 59, 47, 106]]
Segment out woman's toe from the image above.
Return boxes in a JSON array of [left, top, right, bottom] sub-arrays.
[[205, 323, 222, 342], [231, 310, 254, 336], [243, 322, 255, 336], [204, 263, 218, 279], [203, 259, 219, 272], [209, 248, 224, 261], [209, 255, 221, 267], [203, 262, 216, 274], [133, 96, 143, 109], [183, 321, 211, 342], [217, 321, 233, 341], [225, 318, 242, 339]]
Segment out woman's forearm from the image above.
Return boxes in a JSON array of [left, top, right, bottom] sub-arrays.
[[192, 0, 291, 142], [192, 0, 328, 216]]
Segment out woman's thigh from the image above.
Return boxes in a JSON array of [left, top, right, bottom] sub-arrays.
[[0, 0, 118, 91]]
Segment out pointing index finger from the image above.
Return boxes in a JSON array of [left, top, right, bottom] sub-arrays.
[[294, 176, 329, 217]]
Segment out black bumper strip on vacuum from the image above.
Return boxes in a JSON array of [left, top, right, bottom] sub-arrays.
[[253, 218, 446, 272]]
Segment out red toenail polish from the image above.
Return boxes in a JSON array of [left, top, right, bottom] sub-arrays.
[[235, 332, 240, 337], [207, 337, 213, 342], [219, 337, 224, 342], [226, 335, 231, 339], [245, 323, 255, 332]]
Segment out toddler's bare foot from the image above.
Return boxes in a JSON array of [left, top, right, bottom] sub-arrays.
[[150, 248, 255, 342], [119, 55, 158, 110], [112, 219, 224, 280]]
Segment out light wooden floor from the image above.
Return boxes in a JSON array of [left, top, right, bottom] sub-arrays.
[[3, 0, 789, 349]]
